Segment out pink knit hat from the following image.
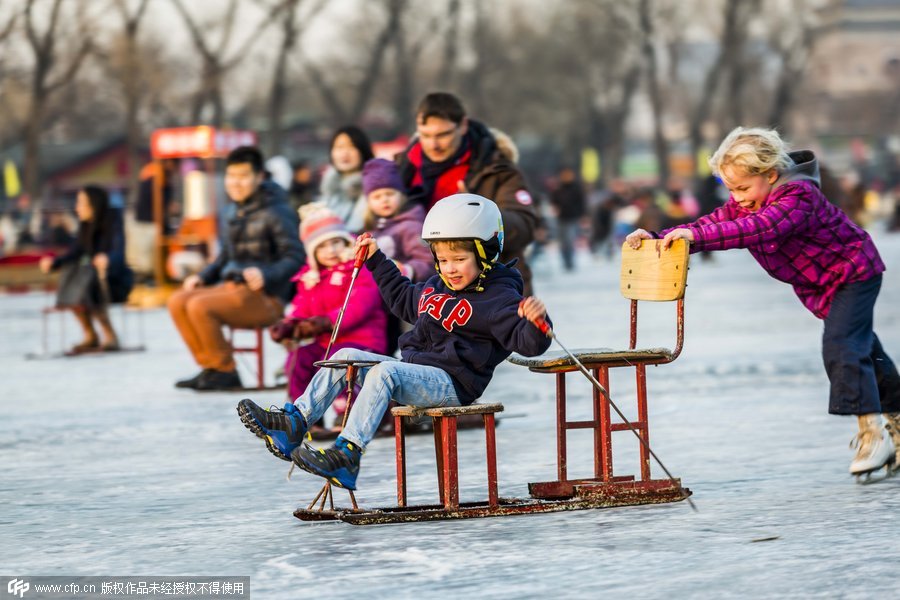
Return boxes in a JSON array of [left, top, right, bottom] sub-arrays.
[[298, 203, 355, 285]]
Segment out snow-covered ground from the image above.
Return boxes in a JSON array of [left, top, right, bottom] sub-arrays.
[[2, 229, 899, 599]]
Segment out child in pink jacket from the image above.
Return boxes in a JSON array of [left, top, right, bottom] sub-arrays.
[[271, 204, 387, 404]]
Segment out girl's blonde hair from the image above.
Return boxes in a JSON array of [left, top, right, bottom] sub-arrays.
[[708, 126, 794, 178]]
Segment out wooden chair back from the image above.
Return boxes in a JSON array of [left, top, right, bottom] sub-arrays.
[[620, 239, 689, 302]]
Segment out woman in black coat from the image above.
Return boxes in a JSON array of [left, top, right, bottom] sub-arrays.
[[40, 185, 133, 353]]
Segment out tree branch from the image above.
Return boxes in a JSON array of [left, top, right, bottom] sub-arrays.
[[0, 8, 17, 44], [350, 0, 406, 120], [46, 39, 90, 92], [24, 0, 41, 51], [170, 0, 215, 61], [214, 0, 239, 56]]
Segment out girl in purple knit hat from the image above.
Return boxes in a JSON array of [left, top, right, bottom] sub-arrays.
[[361, 158, 435, 283], [627, 126, 900, 482], [362, 158, 436, 355]]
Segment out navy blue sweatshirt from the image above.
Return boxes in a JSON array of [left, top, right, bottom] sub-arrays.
[[366, 250, 552, 405]]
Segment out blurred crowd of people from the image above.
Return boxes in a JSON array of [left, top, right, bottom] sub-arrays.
[[534, 164, 900, 273]]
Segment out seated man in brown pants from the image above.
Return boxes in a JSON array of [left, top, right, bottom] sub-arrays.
[[168, 146, 304, 390]]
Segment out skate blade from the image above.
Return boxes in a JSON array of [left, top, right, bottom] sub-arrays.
[[854, 462, 897, 485]]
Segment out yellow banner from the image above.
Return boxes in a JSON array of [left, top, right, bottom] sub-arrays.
[[4, 160, 21, 198]]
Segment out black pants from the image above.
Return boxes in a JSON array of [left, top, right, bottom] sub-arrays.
[[823, 275, 900, 415]]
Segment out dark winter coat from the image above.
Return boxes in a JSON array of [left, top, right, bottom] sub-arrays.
[[550, 181, 587, 221], [52, 207, 133, 304], [397, 119, 539, 294], [200, 180, 305, 303], [366, 249, 552, 405]]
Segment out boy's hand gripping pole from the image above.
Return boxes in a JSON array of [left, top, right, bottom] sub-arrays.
[[324, 233, 372, 360], [526, 308, 697, 512]]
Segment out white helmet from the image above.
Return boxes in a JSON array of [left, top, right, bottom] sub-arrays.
[[421, 193, 504, 263]]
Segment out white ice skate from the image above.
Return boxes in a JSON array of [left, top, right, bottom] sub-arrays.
[[884, 412, 900, 474], [849, 414, 896, 484]]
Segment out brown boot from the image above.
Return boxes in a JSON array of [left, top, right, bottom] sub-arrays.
[[93, 307, 120, 351], [70, 308, 99, 353]]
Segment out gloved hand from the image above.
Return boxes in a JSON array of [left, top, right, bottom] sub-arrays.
[[269, 318, 299, 343], [293, 315, 333, 338]]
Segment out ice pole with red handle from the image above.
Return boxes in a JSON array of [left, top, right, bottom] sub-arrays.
[[324, 233, 372, 359], [522, 302, 697, 512]]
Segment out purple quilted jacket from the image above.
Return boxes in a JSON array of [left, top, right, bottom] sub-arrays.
[[659, 151, 884, 319]]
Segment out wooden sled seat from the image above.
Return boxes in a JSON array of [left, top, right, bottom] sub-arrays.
[[508, 347, 675, 372], [391, 402, 504, 510], [391, 403, 504, 418]]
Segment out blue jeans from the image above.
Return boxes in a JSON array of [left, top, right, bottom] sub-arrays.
[[292, 348, 461, 448], [823, 275, 900, 415]]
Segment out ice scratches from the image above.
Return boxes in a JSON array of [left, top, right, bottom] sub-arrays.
[[261, 554, 315, 579], [374, 547, 455, 580], [683, 361, 818, 377]]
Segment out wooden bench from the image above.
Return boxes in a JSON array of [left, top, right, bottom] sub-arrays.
[[508, 239, 690, 499], [391, 403, 504, 510]]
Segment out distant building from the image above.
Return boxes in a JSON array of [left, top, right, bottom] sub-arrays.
[[802, 0, 900, 146]]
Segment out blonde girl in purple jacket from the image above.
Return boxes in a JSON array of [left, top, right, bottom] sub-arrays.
[[627, 126, 899, 480]]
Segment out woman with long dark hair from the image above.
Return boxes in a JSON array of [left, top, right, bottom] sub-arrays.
[[40, 185, 133, 353], [315, 125, 375, 232]]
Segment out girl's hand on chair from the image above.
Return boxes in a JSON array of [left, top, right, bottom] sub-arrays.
[[354, 235, 378, 260], [626, 229, 652, 249], [661, 228, 694, 249]]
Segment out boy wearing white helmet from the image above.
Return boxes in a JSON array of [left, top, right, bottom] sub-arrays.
[[237, 193, 551, 490]]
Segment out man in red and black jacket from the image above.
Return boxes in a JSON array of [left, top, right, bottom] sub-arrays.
[[396, 92, 539, 294]]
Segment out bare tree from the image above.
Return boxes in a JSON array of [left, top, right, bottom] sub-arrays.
[[302, 0, 408, 126], [0, 4, 16, 46], [686, 0, 759, 176], [265, 0, 326, 156], [109, 0, 151, 208], [21, 0, 91, 204], [389, 7, 443, 135], [639, 0, 671, 185], [460, 0, 488, 118], [171, 0, 276, 126], [436, 0, 461, 88], [555, 1, 643, 182], [0, 3, 19, 127], [765, 0, 836, 133]]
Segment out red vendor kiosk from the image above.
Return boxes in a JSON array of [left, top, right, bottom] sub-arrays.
[[147, 126, 257, 295]]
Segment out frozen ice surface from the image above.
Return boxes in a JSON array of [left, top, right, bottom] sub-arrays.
[[2, 230, 900, 599]]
